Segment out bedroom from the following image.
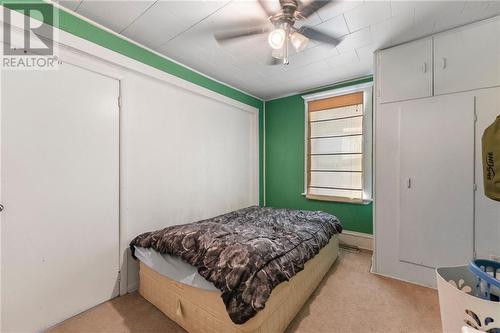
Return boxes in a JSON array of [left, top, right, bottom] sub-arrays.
[[1, 0, 499, 332]]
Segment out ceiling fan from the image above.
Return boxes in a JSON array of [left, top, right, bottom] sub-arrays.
[[214, 0, 340, 65]]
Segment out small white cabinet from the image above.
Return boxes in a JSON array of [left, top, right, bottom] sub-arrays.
[[434, 19, 500, 95], [378, 38, 432, 103]]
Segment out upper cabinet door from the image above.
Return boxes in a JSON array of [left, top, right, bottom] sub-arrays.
[[378, 38, 433, 103], [434, 19, 500, 95]]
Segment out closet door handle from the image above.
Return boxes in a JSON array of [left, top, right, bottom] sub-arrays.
[[441, 57, 447, 69], [422, 62, 427, 73], [407, 178, 412, 189]]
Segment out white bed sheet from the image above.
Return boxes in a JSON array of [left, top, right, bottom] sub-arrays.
[[134, 246, 218, 291]]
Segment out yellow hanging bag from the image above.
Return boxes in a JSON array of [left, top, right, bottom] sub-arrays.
[[482, 115, 500, 201]]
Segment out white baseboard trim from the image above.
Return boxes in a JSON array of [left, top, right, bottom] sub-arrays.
[[370, 269, 436, 289], [339, 230, 373, 251]]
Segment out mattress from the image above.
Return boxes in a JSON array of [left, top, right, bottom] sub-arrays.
[[138, 234, 339, 333], [134, 246, 218, 291], [130, 206, 342, 324]]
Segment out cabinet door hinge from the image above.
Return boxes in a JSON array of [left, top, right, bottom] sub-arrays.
[[473, 184, 478, 191], [118, 96, 122, 108]]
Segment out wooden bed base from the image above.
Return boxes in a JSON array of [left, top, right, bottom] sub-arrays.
[[138, 235, 339, 333]]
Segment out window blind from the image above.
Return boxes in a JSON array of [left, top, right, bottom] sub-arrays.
[[307, 92, 364, 201]]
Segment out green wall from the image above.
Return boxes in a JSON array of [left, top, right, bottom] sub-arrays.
[[264, 77, 373, 234], [2, 0, 265, 204]]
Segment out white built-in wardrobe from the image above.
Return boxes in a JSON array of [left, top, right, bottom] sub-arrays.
[[374, 16, 500, 287]]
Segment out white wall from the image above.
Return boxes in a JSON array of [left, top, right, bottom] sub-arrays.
[[121, 72, 259, 291]]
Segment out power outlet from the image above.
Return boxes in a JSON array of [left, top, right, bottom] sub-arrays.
[[490, 254, 500, 262]]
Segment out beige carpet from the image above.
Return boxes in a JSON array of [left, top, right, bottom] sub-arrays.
[[47, 250, 442, 333]]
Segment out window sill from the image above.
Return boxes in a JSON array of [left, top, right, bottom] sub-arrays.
[[301, 193, 372, 205]]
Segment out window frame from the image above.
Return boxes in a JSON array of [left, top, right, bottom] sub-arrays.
[[302, 82, 373, 204]]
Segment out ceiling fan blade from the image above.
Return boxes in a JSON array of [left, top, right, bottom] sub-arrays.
[[299, 0, 332, 18], [257, 0, 275, 18], [300, 26, 341, 46], [267, 56, 280, 66], [214, 26, 270, 44]]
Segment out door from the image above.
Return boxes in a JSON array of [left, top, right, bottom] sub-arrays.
[[378, 38, 433, 103], [398, 94, 474, 268], [1, 62, 120, 332], [434, 19, 500, 95]]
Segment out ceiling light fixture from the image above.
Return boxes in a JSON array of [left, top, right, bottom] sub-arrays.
[[268, 28, 286, 49], [290, 32, 309, 52], [213, 0, 342, 66], [271, 47, 285, 60]]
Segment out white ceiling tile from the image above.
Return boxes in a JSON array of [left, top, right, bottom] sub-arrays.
[[344, 1, 392, 32], [387, 22, 433, 46], [462, 1, 491, 17], [355, 43, 378, 63], [205, 1, 270, 27], [370, 12, 415, 48], [58, 0, 82, 11], [409, 1, 467, 35], [434, 17, 468, 34], [286, 43, 340, 68], [325, 50, 360, 69], [302, 72, 349, 89], [414, 1, 466, 23], [122, 1, 228, 49], [314, 13, 350, 37], [432, 1, 500, 33], [276, 60, 332, 82], [327, 65, 371, 84], [390, 0, 416, 17], [382, 1, 467, 45], [487, 1, 500, 15], [336, 27, 371, 53], [346, 61, 372, 78], [316, 1, 363, 23], [76, 0, 154, 33]]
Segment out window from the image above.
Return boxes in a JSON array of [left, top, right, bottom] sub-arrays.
[[303, 83, 373, 203]]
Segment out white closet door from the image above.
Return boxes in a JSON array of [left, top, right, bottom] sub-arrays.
[[398, 94, 474, 268], [378, 38, 433, 104], [434, 19, 500, 95], [1, 62, 119, 333]]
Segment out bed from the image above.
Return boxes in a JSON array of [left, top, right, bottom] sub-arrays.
[[130, 206, 342, 333]]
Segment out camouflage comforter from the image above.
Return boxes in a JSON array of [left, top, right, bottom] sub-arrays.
[[130, 206, 342, 324]]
